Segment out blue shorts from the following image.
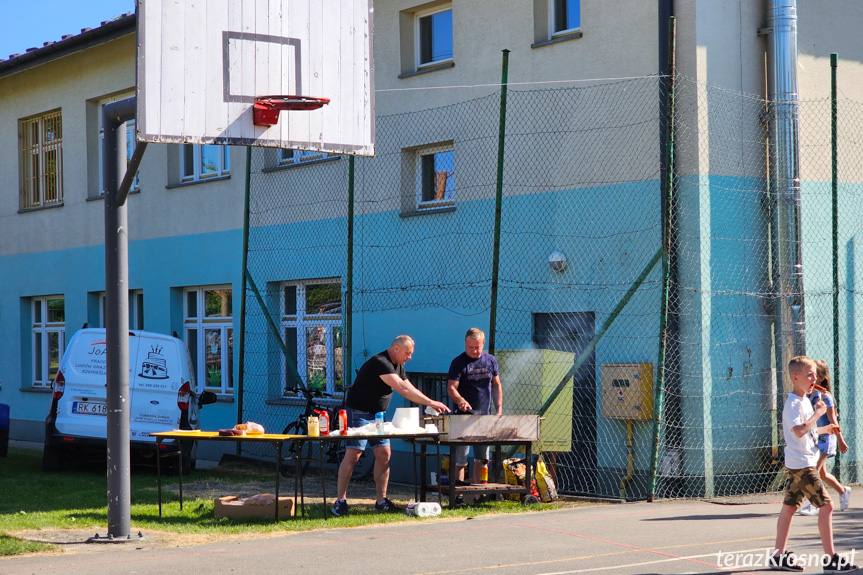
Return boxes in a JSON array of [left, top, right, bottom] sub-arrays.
[[345, 409, 390, 451], [818, 434, 837, 457]]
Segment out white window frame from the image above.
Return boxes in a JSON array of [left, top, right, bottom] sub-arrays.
[[550, 0, 581, 37], [180, 144, 230, 182], [32, 296, 65, 388], [415, 144, 455, 209], [98, 93, 139, 195], [415, 4, 453, 70], [278, 149, 332, 166], [98, 290, 144, 330], [184, 286, 233, 394], [20, 110, 63, 209], [280, 280, 344, 396]]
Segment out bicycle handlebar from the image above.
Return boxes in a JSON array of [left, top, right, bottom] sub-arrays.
[[287, 386, 334, 400]]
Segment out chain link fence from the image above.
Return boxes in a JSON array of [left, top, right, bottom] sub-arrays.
[[239, 72, 863, 500]]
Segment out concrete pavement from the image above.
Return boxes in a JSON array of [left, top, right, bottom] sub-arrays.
[[3, 497, 863, 575]]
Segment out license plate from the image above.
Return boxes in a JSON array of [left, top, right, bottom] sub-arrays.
[[72, 401, 107, 416]]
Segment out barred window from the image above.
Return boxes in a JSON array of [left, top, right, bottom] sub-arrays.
[[21, 110, 63, 210]]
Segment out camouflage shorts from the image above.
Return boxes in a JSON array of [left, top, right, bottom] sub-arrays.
[[784, 467, 831, 509]]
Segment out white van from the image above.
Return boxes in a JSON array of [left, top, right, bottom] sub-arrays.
[[43, 328, 217, 473]]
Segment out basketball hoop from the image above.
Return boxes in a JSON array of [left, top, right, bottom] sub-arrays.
[[253, 95, 331, 126]]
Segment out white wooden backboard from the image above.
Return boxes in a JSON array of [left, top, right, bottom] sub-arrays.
[[136, 0, 375, 156]]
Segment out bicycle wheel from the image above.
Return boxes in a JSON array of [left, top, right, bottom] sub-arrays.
[[279, 421, 313, 478]]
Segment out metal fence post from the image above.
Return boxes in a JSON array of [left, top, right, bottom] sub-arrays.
[[831, 52, 840, 480], [488, 49, 510, 354], [648, 15, 676, 502]]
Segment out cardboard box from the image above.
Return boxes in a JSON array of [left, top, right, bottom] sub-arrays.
[[214, 495, 295, 520]]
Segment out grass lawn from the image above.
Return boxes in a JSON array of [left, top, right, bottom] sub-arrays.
[[0, 447, 563, 557]]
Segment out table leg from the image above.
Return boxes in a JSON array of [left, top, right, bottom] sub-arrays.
[[275, 441, 282, 522], [435, 439, 442, 506], [320, 440, 328, 519], [448, 447, 456, 508], [177, 441, 183, 511], [418, 442, 426, 502], [296, 440, 305, 517]]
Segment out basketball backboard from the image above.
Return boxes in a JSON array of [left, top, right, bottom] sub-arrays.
[[136, 0, 375, 156]]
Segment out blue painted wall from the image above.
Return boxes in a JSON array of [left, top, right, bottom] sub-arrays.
[[1, 229, 243, 458]]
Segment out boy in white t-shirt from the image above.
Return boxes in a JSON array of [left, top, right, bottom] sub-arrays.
[[771, 356, 855, 573]]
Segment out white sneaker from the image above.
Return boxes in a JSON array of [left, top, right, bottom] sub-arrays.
[[797, 503, 817, 516], [840, 486, 852, 511]]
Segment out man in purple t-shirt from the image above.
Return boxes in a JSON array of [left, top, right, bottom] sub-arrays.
[[447, 328, 503, 490]]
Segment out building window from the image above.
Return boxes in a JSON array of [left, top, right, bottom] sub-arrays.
[[417, 5, 453, 69], [278, 149, 333, 166], [184, 286, 233, 394], [20, 110, 63, 210], [552, 0, 580, 36], [417, 145, 454, 208], [97, 94, 139, 196], [281, 280, 343, 395], [181, 144, 230, 182], [98, 290, 144, 330], [33, 296, 65, 388]]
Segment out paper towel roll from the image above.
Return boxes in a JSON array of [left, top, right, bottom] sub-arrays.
[[406, 501, 442, 517], [416, 502, 441, 517]]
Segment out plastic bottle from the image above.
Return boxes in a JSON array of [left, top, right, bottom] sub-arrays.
[[307, 416, 319, 437], [440, 454, 450, 485], [315, 409, 330, 436], [338, 409, 348, 435], [479, 460, 489, 484], [375, 411, 385, 434]]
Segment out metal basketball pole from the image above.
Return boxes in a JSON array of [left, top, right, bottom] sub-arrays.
[[99, 96, 147, 542]]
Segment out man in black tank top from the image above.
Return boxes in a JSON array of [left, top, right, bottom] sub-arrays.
[[332, 335, 450, 515]]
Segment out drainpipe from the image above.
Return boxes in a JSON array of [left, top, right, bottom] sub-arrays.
[[766, 0, 806, 385]]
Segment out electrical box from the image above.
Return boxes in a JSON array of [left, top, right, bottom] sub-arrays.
[[601, 363, 654, 420]]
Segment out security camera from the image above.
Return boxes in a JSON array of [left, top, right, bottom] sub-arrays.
[[548, 251, 567, 273]]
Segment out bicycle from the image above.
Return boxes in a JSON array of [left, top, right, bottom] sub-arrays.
[[278, 386, 374, 481]]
